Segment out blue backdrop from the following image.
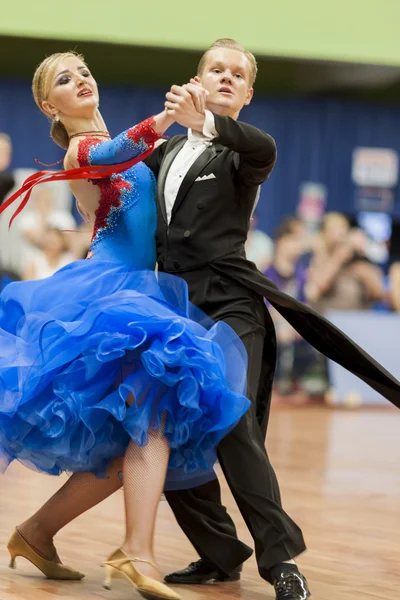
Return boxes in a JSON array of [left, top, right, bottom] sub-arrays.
[[1, 77, 400, 235]]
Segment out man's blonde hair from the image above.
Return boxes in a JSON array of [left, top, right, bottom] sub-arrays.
[[197, 38, 257, 87]]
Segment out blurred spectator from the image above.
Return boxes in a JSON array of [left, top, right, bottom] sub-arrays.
[[389, 262, 400, 312], [18, 185, 76, 250], [245, 213, 274, 271], [0, 134, 17, 278], [305, 212, 384, 311], [265, 217, 306, 300], [265, 217, 326, 398], [23, 227, 73, 280], [0, 133, 15, 207], [1, 171, 76, 275], [15, 184, 77, 275]]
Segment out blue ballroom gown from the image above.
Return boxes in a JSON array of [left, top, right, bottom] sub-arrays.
[[0, 118, 250, 490]]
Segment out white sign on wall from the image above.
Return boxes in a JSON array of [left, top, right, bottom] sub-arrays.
[[352, 148, 399, 188]]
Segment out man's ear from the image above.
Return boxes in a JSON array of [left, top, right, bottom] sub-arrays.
[[244, 88, 254, 106]]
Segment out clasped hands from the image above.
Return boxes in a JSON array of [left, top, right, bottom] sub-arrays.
[[165, 77, 208, 132]]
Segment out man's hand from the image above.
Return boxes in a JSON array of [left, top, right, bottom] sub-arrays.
[[165, 84, 207, 131], [186, 81, 208, 113]]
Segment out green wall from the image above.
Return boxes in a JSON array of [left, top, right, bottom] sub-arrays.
[[1, 0, 400, 66]]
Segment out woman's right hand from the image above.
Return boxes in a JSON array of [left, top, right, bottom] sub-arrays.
[[152, 110, 176, 135]]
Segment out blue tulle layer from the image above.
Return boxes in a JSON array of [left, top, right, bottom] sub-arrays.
[[0, 260, 249, 490]]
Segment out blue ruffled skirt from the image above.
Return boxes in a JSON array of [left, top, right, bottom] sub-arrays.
[[0, 260, 249, 490]]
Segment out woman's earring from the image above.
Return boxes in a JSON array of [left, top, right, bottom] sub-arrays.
[[53, 114, 60, 123]]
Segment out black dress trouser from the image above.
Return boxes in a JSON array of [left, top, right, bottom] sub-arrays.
[[164, 270, 306, 583]]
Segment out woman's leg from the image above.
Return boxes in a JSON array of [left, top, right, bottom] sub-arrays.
[[120, 427, 170, 580], [18, 457, 123, 562]]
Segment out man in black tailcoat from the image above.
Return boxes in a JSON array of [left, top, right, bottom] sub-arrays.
[[145, 38, 400, 600]]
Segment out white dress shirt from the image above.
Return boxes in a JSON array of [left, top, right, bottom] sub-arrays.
[[164, 110, 217, 224]]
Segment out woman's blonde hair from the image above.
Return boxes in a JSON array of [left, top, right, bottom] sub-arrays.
[[32, 51, 86, 150]]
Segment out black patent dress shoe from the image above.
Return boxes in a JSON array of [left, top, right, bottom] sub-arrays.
[[273, 571, 311, 599], [164, 559, 241, 584]]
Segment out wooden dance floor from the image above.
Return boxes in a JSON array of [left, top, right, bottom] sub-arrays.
[[1, 406, 399, 600]]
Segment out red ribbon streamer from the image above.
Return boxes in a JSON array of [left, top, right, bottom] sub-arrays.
[[0, 144, 155, 228]]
